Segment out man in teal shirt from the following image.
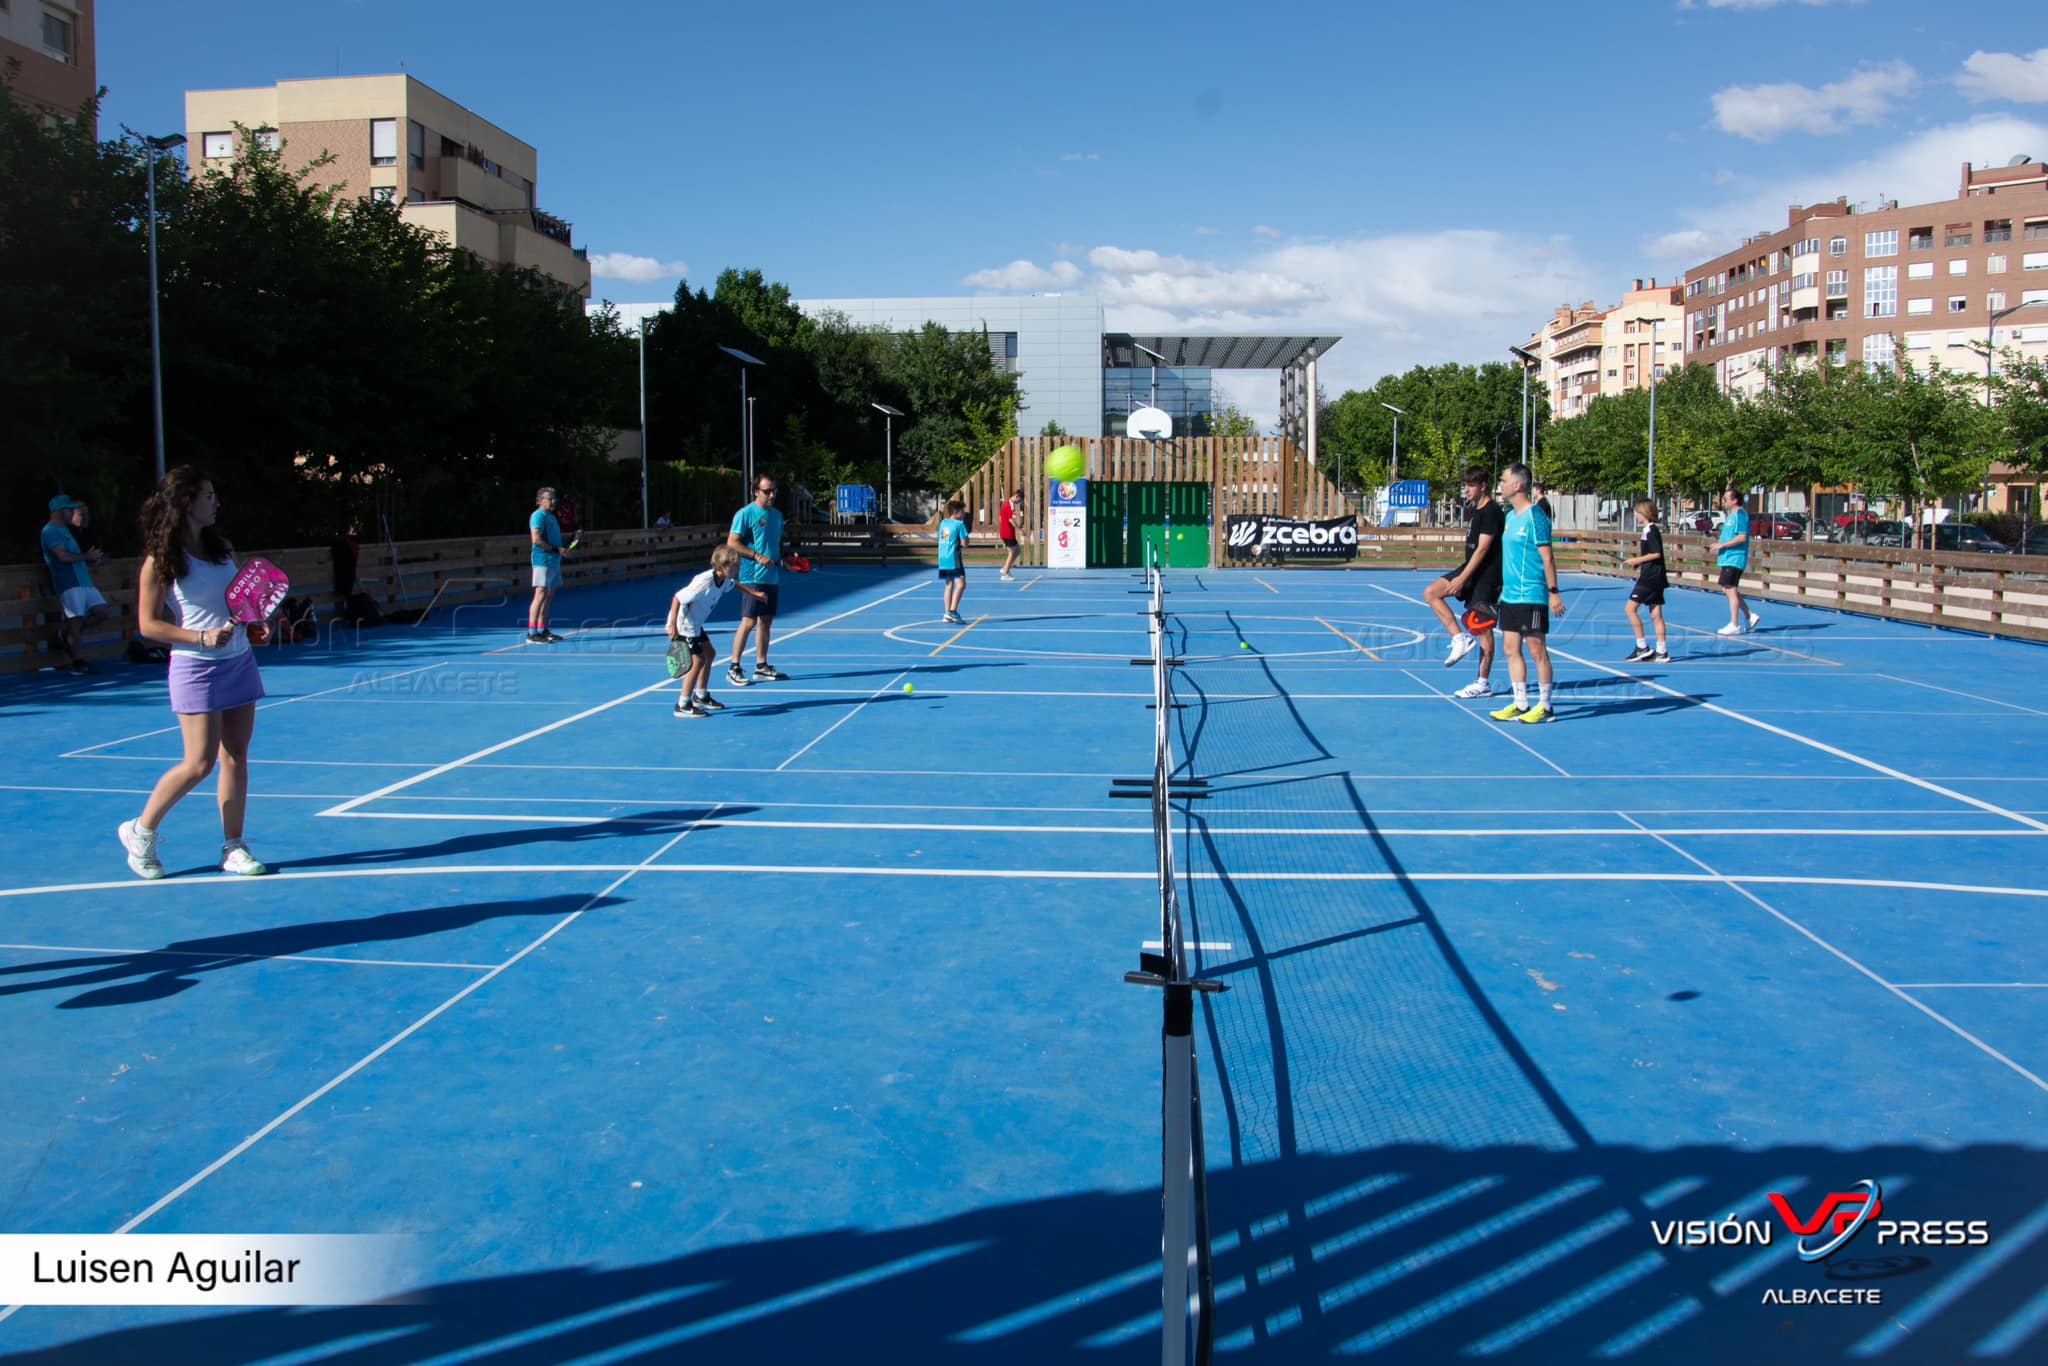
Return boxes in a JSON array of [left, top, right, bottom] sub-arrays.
[[1488, 464, 1567, 724], [1713, 488, 1760, 636], [726, 477, 786, 686], [528, 487, 564, 643]]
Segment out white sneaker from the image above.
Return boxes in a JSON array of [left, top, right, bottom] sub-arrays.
[[1716, 622, 1742, 636], [221, 841, 269, 876], [1745, 610, 1761, 632], [117, 820, 164, 880], [1444, 633, 1477, 667], [1453, 678, 1493, 699]]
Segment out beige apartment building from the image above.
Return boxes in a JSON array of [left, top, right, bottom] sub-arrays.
[[1526, 278, 1684, 420], [183, 75, 590, 300], [1683, 160, 2048, 401], [1, 0, 94, 132]]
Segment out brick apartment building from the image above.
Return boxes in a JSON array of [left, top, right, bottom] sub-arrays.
[[1526, 279, 1685, 421], [1, 0, 94, 133]]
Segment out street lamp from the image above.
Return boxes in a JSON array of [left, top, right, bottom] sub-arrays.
[[1966, 299, 2048, 528], [871, 403, 904, 523], [1380, 402, 1405, 483], [1507, 344, 1540, 468], [1133, 341, 1167, 415], [637, 315, 649, 529], [1628, 317, 1663, 505], [719, 345, 765, 499], [145, 132, 186, 483]]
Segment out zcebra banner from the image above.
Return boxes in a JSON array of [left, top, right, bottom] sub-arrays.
[[1223, 514, 1359, 562]]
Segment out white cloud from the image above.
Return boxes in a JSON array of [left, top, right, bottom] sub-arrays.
[[589, 251, 687, 283], [963, 228, 1599, 406], [1710, 168, 1739, 185], [959, 259, 1085, 291], [1192, 226, 1221, 237], [1959, 49, 2048, 103], [1059, 152, 1101, 162], [1711, 61, 1916, 141], [1252, 224, 1282, 239], [1644, 113, 2048, 267], [1698, 0, 1860, 9]]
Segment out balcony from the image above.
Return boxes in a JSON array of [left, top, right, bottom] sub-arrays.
[[432, 156, 529, 214]]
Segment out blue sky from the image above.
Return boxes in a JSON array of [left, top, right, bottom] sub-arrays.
[[100, 0, 2048, 419]]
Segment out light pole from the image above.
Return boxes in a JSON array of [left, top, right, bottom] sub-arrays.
[[719, 345, 765, 501], [1969, 299, 2048, 527], [1507, 344, 1539, 468], [1629, 317, 1663, 505], [637, 316, 649, 529], [145, 132, 186, 483], [872, 402, 904, 523], [1380, 402, 1404, 483], [1133, 341, 1167, 417]]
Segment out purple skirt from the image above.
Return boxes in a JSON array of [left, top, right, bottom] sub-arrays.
[[168, 649, 266, 715]]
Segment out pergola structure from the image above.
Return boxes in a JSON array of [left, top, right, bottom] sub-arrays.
[[1101, 333, 1340, 457]]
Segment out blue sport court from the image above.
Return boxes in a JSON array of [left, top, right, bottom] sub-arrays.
[[1, 561, 2044, 1364]]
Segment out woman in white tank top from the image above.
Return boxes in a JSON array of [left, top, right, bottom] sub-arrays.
[[116, 466, 272, 880]]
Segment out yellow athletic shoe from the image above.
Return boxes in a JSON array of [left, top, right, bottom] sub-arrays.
[[1519, 704, 1554, 724], [1489, 701, 1527, 722]]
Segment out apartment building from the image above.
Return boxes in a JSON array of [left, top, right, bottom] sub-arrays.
[[183, 75, 590, 300], [1, 0, 94, 132], [1525, 278, 1684, 420], [1683, 159, 2048, 399]]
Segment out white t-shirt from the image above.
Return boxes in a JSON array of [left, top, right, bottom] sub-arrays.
[[672, 569, 733, 637], [167, 554, 252, 661]]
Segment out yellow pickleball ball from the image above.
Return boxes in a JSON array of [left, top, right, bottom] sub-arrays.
[[903, 683, 915, 694]]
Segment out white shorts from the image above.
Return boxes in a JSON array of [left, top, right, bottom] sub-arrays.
[[531, 565, 562, 590], [59, 586, 108, 619]]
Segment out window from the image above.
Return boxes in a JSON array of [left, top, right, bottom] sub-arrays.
[[406, 187, 424, 203], [1946, 230, 1973, 248], [1908, 262, 1935, 280], [1863, 333, 1896, 373], [1949, 297, 1969, 313], [1988, 255, 2007, 274], [1793, 238, 1819, 256], [1865, 265, 1897, 318], [1792, 272, 1817, 290], [370, 186, 396, 203], [1906, 298, 1933, 316], [2026, 219, 2048, 241], [2026, 289, 2048, 306], [1985, 219, 2012, 244], [1830, 237, 1848, 257], [370, 119, 397, 167], [408, 121, 425, 170], [1905, 332, 1933, 350], [254, 129, 280, 152], [1867, 230, 1899, 257], [1947, 331, 1974, 349], [1907, 228, 1933, 251], [2025, 252, 2048, 272], [41, 8, 73, 63], [202, 131, 233, 159], [1988, 291, 2006, 312], [1949, 259, 1969, 276], [1825, 270, 1848, 297]]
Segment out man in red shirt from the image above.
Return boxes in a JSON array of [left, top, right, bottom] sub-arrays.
[[997, 489, 1023, 581]]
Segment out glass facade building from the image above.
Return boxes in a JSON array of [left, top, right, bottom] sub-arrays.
[[1103, 367, 1215, 437]]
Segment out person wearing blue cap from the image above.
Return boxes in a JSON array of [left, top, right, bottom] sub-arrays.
[[42, 495, 109, 673]]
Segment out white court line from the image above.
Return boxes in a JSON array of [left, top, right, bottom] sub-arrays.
[[1402, 668, 1569, 778], [322, 811, 2046, 839], [1362, 580, 2048, 835], [0, 783, 360, 801], [1871, 672, 2048, 718], [58, 662, 450, 758], [1144, 940, 1234, 951], [0, 817, 716, 1316], [1664, 621, 1842, 666], [4, 866, 2047, 900], [775, 670, 909, 771], [1895, 982, 2048, 989], [0, 941, 494, 971], [1618, 814, 2048, 1096], [320, 580, 929, 818]]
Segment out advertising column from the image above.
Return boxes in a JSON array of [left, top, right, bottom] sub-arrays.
[[1048, 478, 1088, 568]]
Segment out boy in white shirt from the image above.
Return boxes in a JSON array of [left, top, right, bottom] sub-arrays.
[[667, 547, 750, 718]]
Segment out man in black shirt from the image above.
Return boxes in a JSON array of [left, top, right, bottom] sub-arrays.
[[1424, 467, 1505, 699]]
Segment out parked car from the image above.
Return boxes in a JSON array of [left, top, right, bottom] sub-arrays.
[[1919, 523, 2011, 554], [1673, 509, 1718, 534], [1866, 520, 1909, 547], [2017, 526, 2048, 556], [1753, 515, 1803, 539]]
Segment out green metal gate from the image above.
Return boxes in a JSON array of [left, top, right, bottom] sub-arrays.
[[1087, 482, 1211, 568]]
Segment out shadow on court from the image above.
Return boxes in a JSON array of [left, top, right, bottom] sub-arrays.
[[282, 808, 758, 870], [9, 1143, 2038, 1365], [0, 894, 621, 1010]]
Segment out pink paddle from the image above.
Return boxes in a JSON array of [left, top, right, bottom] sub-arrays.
[[225, 557, 290, 623]]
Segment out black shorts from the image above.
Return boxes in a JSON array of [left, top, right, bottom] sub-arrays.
[[740, 584, 779, 620], [1629, 581, 1667, 607], [938, 565, 965, 581], [1000, 535, 1018, 548], [1717, 566, 1745, 588], [1496, 602, 1550, 637], [679, 633, 715, 661]]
